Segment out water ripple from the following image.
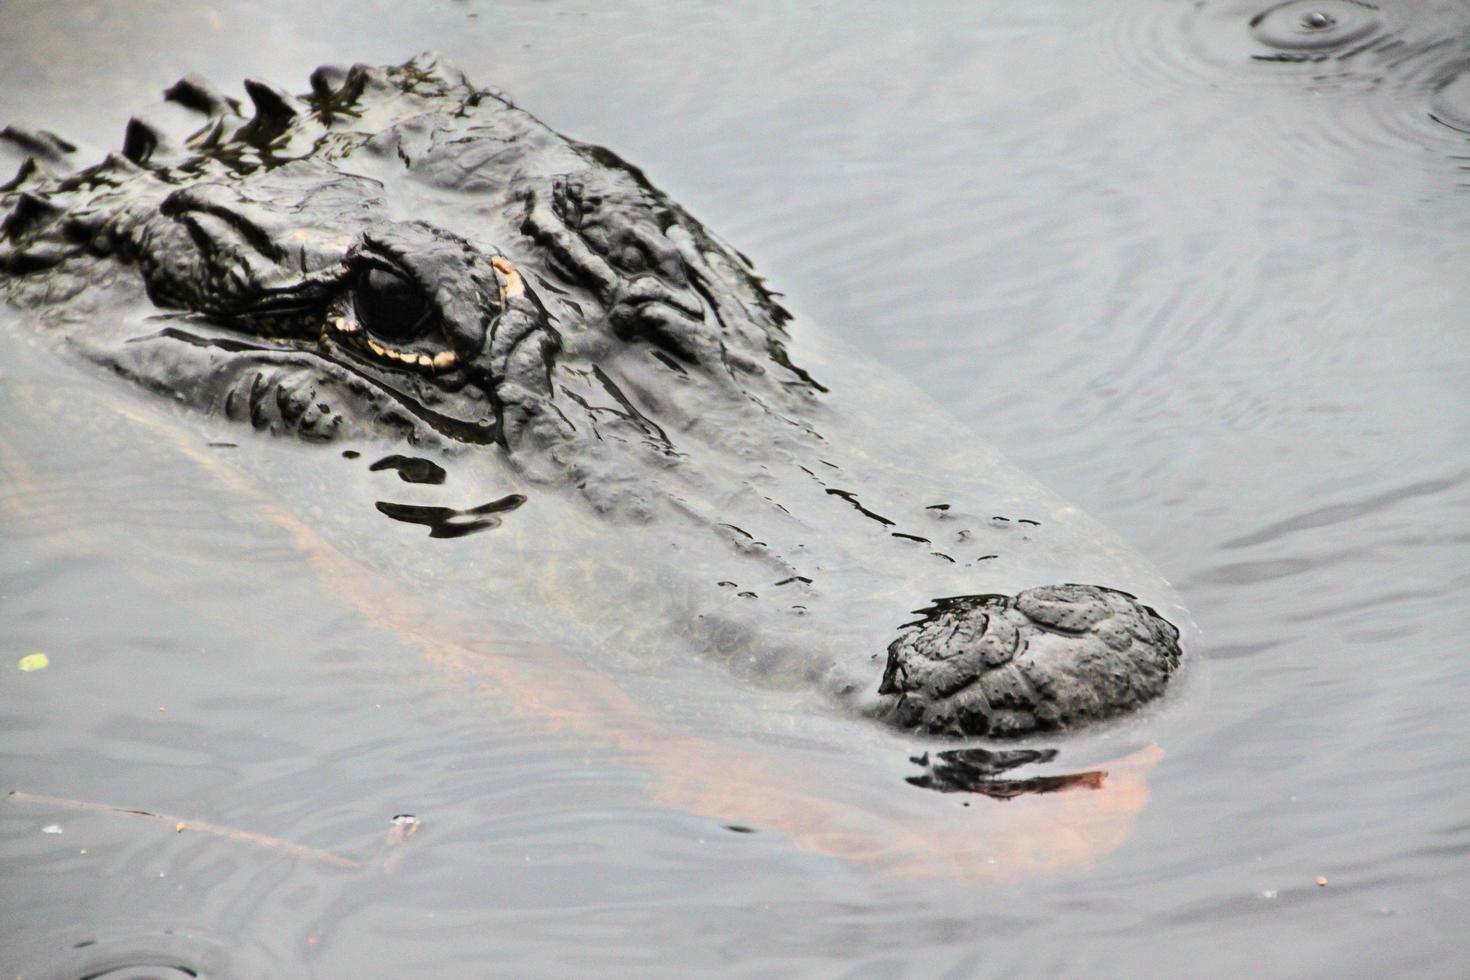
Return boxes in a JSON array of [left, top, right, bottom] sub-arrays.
[[1221, 470, 1467, 548], [1101, 0, 1470, 188], [1249, 1, 1385, 53]]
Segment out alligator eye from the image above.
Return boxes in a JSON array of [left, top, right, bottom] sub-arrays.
[[355, 267, 430, 343]]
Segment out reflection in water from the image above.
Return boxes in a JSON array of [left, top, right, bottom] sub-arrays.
[[368, 453, 447, 485], [906, 746, 1106, 798], [374, 494, 526, 538], [652, 742, 1162, 881]]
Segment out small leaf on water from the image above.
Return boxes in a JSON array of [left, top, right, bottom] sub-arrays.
[[18, 653, 49, 672]]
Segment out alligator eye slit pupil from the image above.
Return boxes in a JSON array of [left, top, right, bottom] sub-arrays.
[[355, 266, 430, 342]]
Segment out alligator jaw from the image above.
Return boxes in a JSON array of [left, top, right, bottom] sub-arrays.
[[105, 323, 498, 446]]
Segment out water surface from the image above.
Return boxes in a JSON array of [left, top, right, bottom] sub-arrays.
[[2, 1, 1468, 976]]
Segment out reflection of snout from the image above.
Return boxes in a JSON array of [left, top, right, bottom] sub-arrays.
[[878, 584, 1182, 737], [906, 745, 1107, 797]]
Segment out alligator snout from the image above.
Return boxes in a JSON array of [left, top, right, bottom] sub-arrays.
[[878, 584, 1182, 737]]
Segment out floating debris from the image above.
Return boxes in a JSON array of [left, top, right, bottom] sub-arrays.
[[8, 790, 360, 869]]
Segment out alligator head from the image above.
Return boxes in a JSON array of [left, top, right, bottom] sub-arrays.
[[3, 59, 806, 459], [0, 55, 1183, 740]]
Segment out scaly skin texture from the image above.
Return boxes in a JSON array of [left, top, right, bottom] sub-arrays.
[[881, 585, 1180, 737], [0, 55, 1182, 738]]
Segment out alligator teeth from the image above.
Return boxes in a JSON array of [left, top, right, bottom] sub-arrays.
[[490, 255, 525, 298], [292, 229, 356, 253], [360, 332, 456, 371]]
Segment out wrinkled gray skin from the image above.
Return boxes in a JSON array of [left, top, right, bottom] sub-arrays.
[[0, 55, 1182, 738]]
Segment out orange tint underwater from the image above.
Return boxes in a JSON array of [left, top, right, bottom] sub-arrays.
[[0, 388, 1161, 885]]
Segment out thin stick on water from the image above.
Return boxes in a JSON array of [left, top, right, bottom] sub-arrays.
[[7, 790, 362, 870]]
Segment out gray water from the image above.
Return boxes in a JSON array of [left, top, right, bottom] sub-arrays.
[[2, 0, 1469, 976]]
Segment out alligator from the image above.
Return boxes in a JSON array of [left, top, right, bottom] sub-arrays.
[[0, 55, 1186, 741]]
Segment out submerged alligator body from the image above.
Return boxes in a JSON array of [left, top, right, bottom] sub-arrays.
[[0, 56, 1185, 738]]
